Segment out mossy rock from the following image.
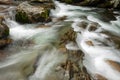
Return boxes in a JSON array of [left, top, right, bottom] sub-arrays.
[[0, 17, 9, 39], [15, 1, 54, 23], [0, 17, 11, 48], [64, 0, 73, 3], [15, 11, 30, 23]]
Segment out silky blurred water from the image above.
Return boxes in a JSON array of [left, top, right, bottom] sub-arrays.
[[0, 1, 120, 80]]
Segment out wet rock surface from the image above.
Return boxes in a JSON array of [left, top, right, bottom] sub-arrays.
[[57, 47, 91, 80], [55, 23, 91, 80], [57, 0, 120, 9], [0, 0, 13, 5], [95, 74, 107, 80], [0, 16, 11, 48], [15, 1, 54, 23], [0, 1, 120, 80], [106, 60, 120, 72]]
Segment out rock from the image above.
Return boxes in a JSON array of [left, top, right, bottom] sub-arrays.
[[0, 0, 12, 5], [0, 6, 7, 11], [106, 60, 120, 72], [60, 59, 91, 80], [96, 9, 116, 22], [0, 38, 12, 48], [72, 63, 79, 72], [0, 16, 9, 39], [77, 21, 88, 29], [15, 1, 54, 23], [30, 0, 51, 3], [35, 24, 50, 28], [59, 47, 67, 53], [95, 74, 107, 80], [88, 22, 99, 31], [52, 16, 67, 22], [57, 0, 80, 4], [101, 31, 120, 49], [85, 41, 94, 46], [0, 50, 7, 60], [57, 0, 120, 9], [0, 16, 11, 48], [58, 26, 76, 48]]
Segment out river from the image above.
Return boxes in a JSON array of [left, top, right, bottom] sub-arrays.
[[0, 1, 120, 80]]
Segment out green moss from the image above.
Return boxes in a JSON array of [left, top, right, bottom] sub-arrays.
[[39, 9, 50, 22], [4, 27, 9, 37], [0, 24, 9, 38], [15, 11, 30, 23], [40, 9, 49, 19], [64, 0, 73, 3]]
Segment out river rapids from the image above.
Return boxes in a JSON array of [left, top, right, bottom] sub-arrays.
[[0, 1, 120, 80]]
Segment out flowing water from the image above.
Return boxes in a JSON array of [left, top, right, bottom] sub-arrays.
[[0, 1, 120, 80]]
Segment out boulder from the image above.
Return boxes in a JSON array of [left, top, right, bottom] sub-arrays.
[[15, 1, 54, 23], [0, 16, 9, 39], [0, 38, 12, 48], [0, 0, 12, 5], [57, 0, 80, 4], [57, 0, 120, 9], [58, 26, 76, 48], [30, 0, 51, 3], [0, 16, 11, 48], [88, 22, 99, 31], [85, 41, 94, 46]]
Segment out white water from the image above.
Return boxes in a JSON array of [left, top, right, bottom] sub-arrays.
[[52, 1, 120, 80], [0, 18, 63, 80], [0, 1, 120, 80], [29, 48, 67, 80]]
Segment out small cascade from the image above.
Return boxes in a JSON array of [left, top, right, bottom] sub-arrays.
[[0, 0, 120, 80], [52, 1, 120, 80]]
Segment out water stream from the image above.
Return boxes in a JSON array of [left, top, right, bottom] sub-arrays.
[[0, 1, 120, 80]]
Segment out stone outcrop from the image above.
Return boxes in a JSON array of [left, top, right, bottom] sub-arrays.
[[15, 0, 54, 23], [0, 0, 12, 5], [57, 0, 120, 9], [0, 16, 11, 48]]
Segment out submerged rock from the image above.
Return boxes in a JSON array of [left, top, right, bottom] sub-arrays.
[[95, 74, 107, 80], [85, 41, 94, 46], [106, 60, 120, 72], [15, 1, 54, 23], [88, 22, 99, 31]]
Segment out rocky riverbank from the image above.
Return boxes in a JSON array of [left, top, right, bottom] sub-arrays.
[[57, 0, 120, 9]]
